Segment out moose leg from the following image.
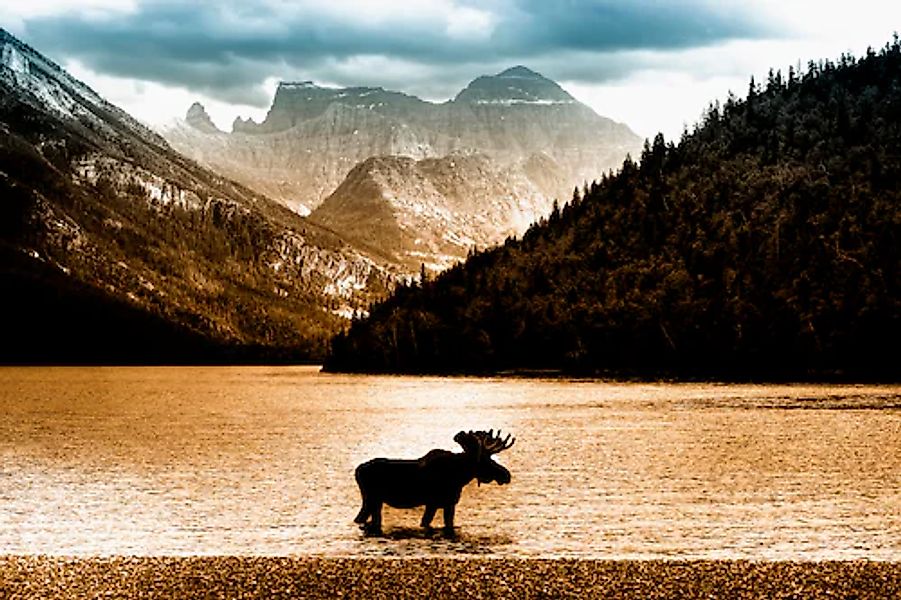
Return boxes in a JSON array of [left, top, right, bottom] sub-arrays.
[[442, 503, 456, 536], [420, 505, 437, 529], [365, 500, 384, 535], [354, 465, 374, 528], [354, 496, 370, 525]]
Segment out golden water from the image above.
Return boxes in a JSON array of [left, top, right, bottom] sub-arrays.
[[1, 366, 898, 558]]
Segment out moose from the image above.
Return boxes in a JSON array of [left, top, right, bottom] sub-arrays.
[[353, 429, 515, 535]]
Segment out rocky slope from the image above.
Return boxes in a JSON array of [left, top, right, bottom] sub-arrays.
[[0, 28, 394, 363], [310, 152, 559, 269], [163, 67, 641, 267]]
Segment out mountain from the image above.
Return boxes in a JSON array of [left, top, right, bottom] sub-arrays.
[[185, 101, 221, 134], [310, 152, 564, 269], [162, 67, 640, 267], [454, 65, 576, 104], [162, 90, 442, 217], [0, 28, 394, 364], [325, 41, 901, 379]]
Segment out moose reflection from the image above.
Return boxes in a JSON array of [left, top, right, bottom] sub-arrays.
[[354, 429, 515, 535]]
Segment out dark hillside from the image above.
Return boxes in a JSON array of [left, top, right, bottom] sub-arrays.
[[1, 28, 393, 364], [326, 39, 901, 379]]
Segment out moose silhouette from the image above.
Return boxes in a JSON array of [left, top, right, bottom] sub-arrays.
[[354, 429, 515, 535]]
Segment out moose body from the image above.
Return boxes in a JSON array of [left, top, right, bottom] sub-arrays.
[[354, 430, 514, 534]]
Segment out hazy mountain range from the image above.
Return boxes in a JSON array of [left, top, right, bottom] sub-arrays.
[[162, 66, 640, 268]]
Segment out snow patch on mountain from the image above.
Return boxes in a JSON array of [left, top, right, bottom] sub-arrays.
[[473, 98, 577, 105], [2, 41, 28, 74], [279, 81, 318, 90]]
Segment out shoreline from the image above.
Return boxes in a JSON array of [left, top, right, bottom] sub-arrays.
[[4, 363, 901, 385], [2, 557, 899, 599]]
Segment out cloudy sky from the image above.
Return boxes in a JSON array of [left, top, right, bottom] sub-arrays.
[[3, 1, 900, 139]]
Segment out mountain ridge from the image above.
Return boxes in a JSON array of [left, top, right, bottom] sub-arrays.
[[213, 66, 595, 135], [0, 28, 396, 363]]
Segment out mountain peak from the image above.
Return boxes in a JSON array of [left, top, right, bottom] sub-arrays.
[[232, 115, 258, 133], [186, 101, 206, 115], [185, 102, 220, 133], [454, 66, 574, 105], [0, 26, 152, 136], [497, 65, 544, 79]]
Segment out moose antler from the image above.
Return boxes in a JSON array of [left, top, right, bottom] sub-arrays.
[[470, 429, 515, 455]]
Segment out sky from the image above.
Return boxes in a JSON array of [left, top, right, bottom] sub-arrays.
[[2, 1, 900, 140]]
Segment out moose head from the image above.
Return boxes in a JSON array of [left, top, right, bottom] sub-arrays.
[[354, 429, 515, 535], [453, 429, 514, 485]]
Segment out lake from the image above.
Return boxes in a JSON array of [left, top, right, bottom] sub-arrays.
[[1, 366, 898, 559]]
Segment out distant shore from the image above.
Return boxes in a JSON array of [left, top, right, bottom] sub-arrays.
[[2, 557, 898, 599], [6, 362, 901, 385], [325, 363, 901, 384]]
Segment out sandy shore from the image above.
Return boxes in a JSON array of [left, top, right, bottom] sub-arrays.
[[1, 557, 898, 599]]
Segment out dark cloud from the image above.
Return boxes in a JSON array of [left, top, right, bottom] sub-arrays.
[[20, 0, 776, 106], [500, 1, 770, 55]]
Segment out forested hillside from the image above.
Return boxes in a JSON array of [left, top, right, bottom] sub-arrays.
[[326, 40, 901, 379]]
